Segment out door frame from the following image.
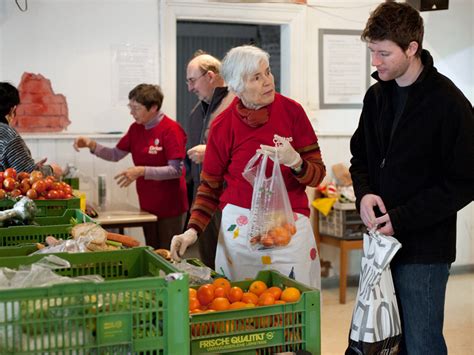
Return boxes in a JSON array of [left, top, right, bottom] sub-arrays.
[[159, 0, 308, 118]]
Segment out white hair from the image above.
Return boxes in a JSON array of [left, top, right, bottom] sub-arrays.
[[221, 45, 270, 95]]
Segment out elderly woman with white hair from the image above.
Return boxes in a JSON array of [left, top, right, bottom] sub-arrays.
[[170, 45, 326, 288]]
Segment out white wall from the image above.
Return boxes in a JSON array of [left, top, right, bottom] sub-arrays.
[[1, 0, 160, 133], [1, 0, 473, 270]]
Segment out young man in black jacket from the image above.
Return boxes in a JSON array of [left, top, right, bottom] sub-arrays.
[[350, 3, 474, 354]]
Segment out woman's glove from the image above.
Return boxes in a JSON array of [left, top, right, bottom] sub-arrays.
[[258, 134, 302, 169], [170, 228, 198, 261]]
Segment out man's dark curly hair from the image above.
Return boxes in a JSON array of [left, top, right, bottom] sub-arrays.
[[362, 2, 424, 56]]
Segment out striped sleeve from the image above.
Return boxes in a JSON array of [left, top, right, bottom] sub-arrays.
[[293, 141, 326, 187], [187, 170, 225, 234], [5, 135, 37, 173]]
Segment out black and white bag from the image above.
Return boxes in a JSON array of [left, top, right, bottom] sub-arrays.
[[346, 230, 402, 355]]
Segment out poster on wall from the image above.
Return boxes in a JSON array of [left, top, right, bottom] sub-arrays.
[[318, 29, 370, 109], [111, 44, 158, 105]]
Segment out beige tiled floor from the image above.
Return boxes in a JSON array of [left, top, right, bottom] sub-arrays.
[[321, 272, 474, 354]]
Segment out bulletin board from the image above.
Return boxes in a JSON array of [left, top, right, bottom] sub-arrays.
[[318, 29, 370, 109]]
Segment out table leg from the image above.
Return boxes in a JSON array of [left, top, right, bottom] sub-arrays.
[[340, 241, 348, 304]]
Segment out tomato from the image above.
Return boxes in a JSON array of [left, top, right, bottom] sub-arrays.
[[3, 177, 16, 191], [51, 182, 62, 191], [47, 190, 60, 199], [17, 171, 30, 181], [0, 173, 4, 186], [55, 189, 65, 199], [19, 181, 31, 194], [3, 168, 17, 180], [63, 186, 73, 195], [26, 188, 38, 200], [0, 189, 6, 199], [32, 180, 47, 194], [10, 189, 22, 198], [29, 170, 44, 184], [44, 177, 54, 190]]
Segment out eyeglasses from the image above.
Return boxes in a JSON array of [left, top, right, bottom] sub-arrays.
[[185, 72, 206, 86], [127, 103, 145, 112]]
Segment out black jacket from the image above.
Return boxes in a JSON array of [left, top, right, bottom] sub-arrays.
[[185, 87, 230, 199], [350, 50, 474, 264]]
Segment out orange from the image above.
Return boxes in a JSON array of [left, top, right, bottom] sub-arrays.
[[214, 286, 228, 298], [197, 284, 215, 306], [213, 278, 231, 292], [267, 286, 282, 300], [258, 292, 275, 306], [241, 292, 259, 305], [283, 223, 297, 236], [228, 286, 244, 303], [228, 301, 247, 310], [280, 287, 301, 303], [189, 298, 201, 311], [189, 288, 197, 299], [249, 280, 268, 296], [274, 300, 286, 305], [209, 297, 231, 311], [190, 308, 203, 314], [270, 226, 291, 246]]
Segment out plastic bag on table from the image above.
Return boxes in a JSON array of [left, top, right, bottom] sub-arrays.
[[345, 230, 402, 355], [242, 151, 296, 250]]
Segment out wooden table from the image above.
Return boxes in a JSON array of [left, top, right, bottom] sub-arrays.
[[313, 205, 363, 304], [318, 234, 363, 304], [93, 204, 157, 236]]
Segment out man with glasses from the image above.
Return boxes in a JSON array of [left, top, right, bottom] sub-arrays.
[[184, 50, 235, 269]]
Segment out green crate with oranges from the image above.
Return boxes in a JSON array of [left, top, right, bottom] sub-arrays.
[[189, 270, 321, 354]]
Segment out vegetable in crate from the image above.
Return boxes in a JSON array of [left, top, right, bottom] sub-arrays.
[[0, 196, 37, 227], [70, 222, 118, 251]]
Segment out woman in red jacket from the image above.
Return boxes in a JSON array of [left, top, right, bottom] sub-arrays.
[[74, 84, 188, 249], [170, 46, 326, 288]]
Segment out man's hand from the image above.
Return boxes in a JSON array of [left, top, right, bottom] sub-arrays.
[[360, 194, 387, 229], [187, 144, 206, 164], [73, 136, 96, 152], [170, 228, 198, 261], [114, 166, 145, 188], [258, 134, 302, 169], [375, 213, 394, 236]]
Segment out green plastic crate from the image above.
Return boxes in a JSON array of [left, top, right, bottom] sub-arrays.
[[190, 270, 321, 354], [0, 243, 38, 257], [0, 209, 93, 247], [0, 197, 81, 217], [63, 177, 80, 189], [0, 247, 189, 354]]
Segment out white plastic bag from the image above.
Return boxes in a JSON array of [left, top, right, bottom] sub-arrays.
[[346, 230, 402, 354], [243, 152, 296, 250]]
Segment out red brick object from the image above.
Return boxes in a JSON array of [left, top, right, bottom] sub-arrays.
[[13, 73, 70, 132]]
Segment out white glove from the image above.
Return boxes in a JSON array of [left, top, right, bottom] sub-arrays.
[[187, 144, 206, 164], [258, 134, 302, 169], [170, 228, 198, 261]]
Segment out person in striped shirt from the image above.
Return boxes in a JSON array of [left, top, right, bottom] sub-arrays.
[[170, 45, 326, 288], [0, 82, 62, 176]]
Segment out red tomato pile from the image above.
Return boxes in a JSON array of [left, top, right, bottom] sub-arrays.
[[0, 168, 74, 200]]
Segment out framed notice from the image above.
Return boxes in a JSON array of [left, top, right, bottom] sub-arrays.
[[319, 29, 370, 109]]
